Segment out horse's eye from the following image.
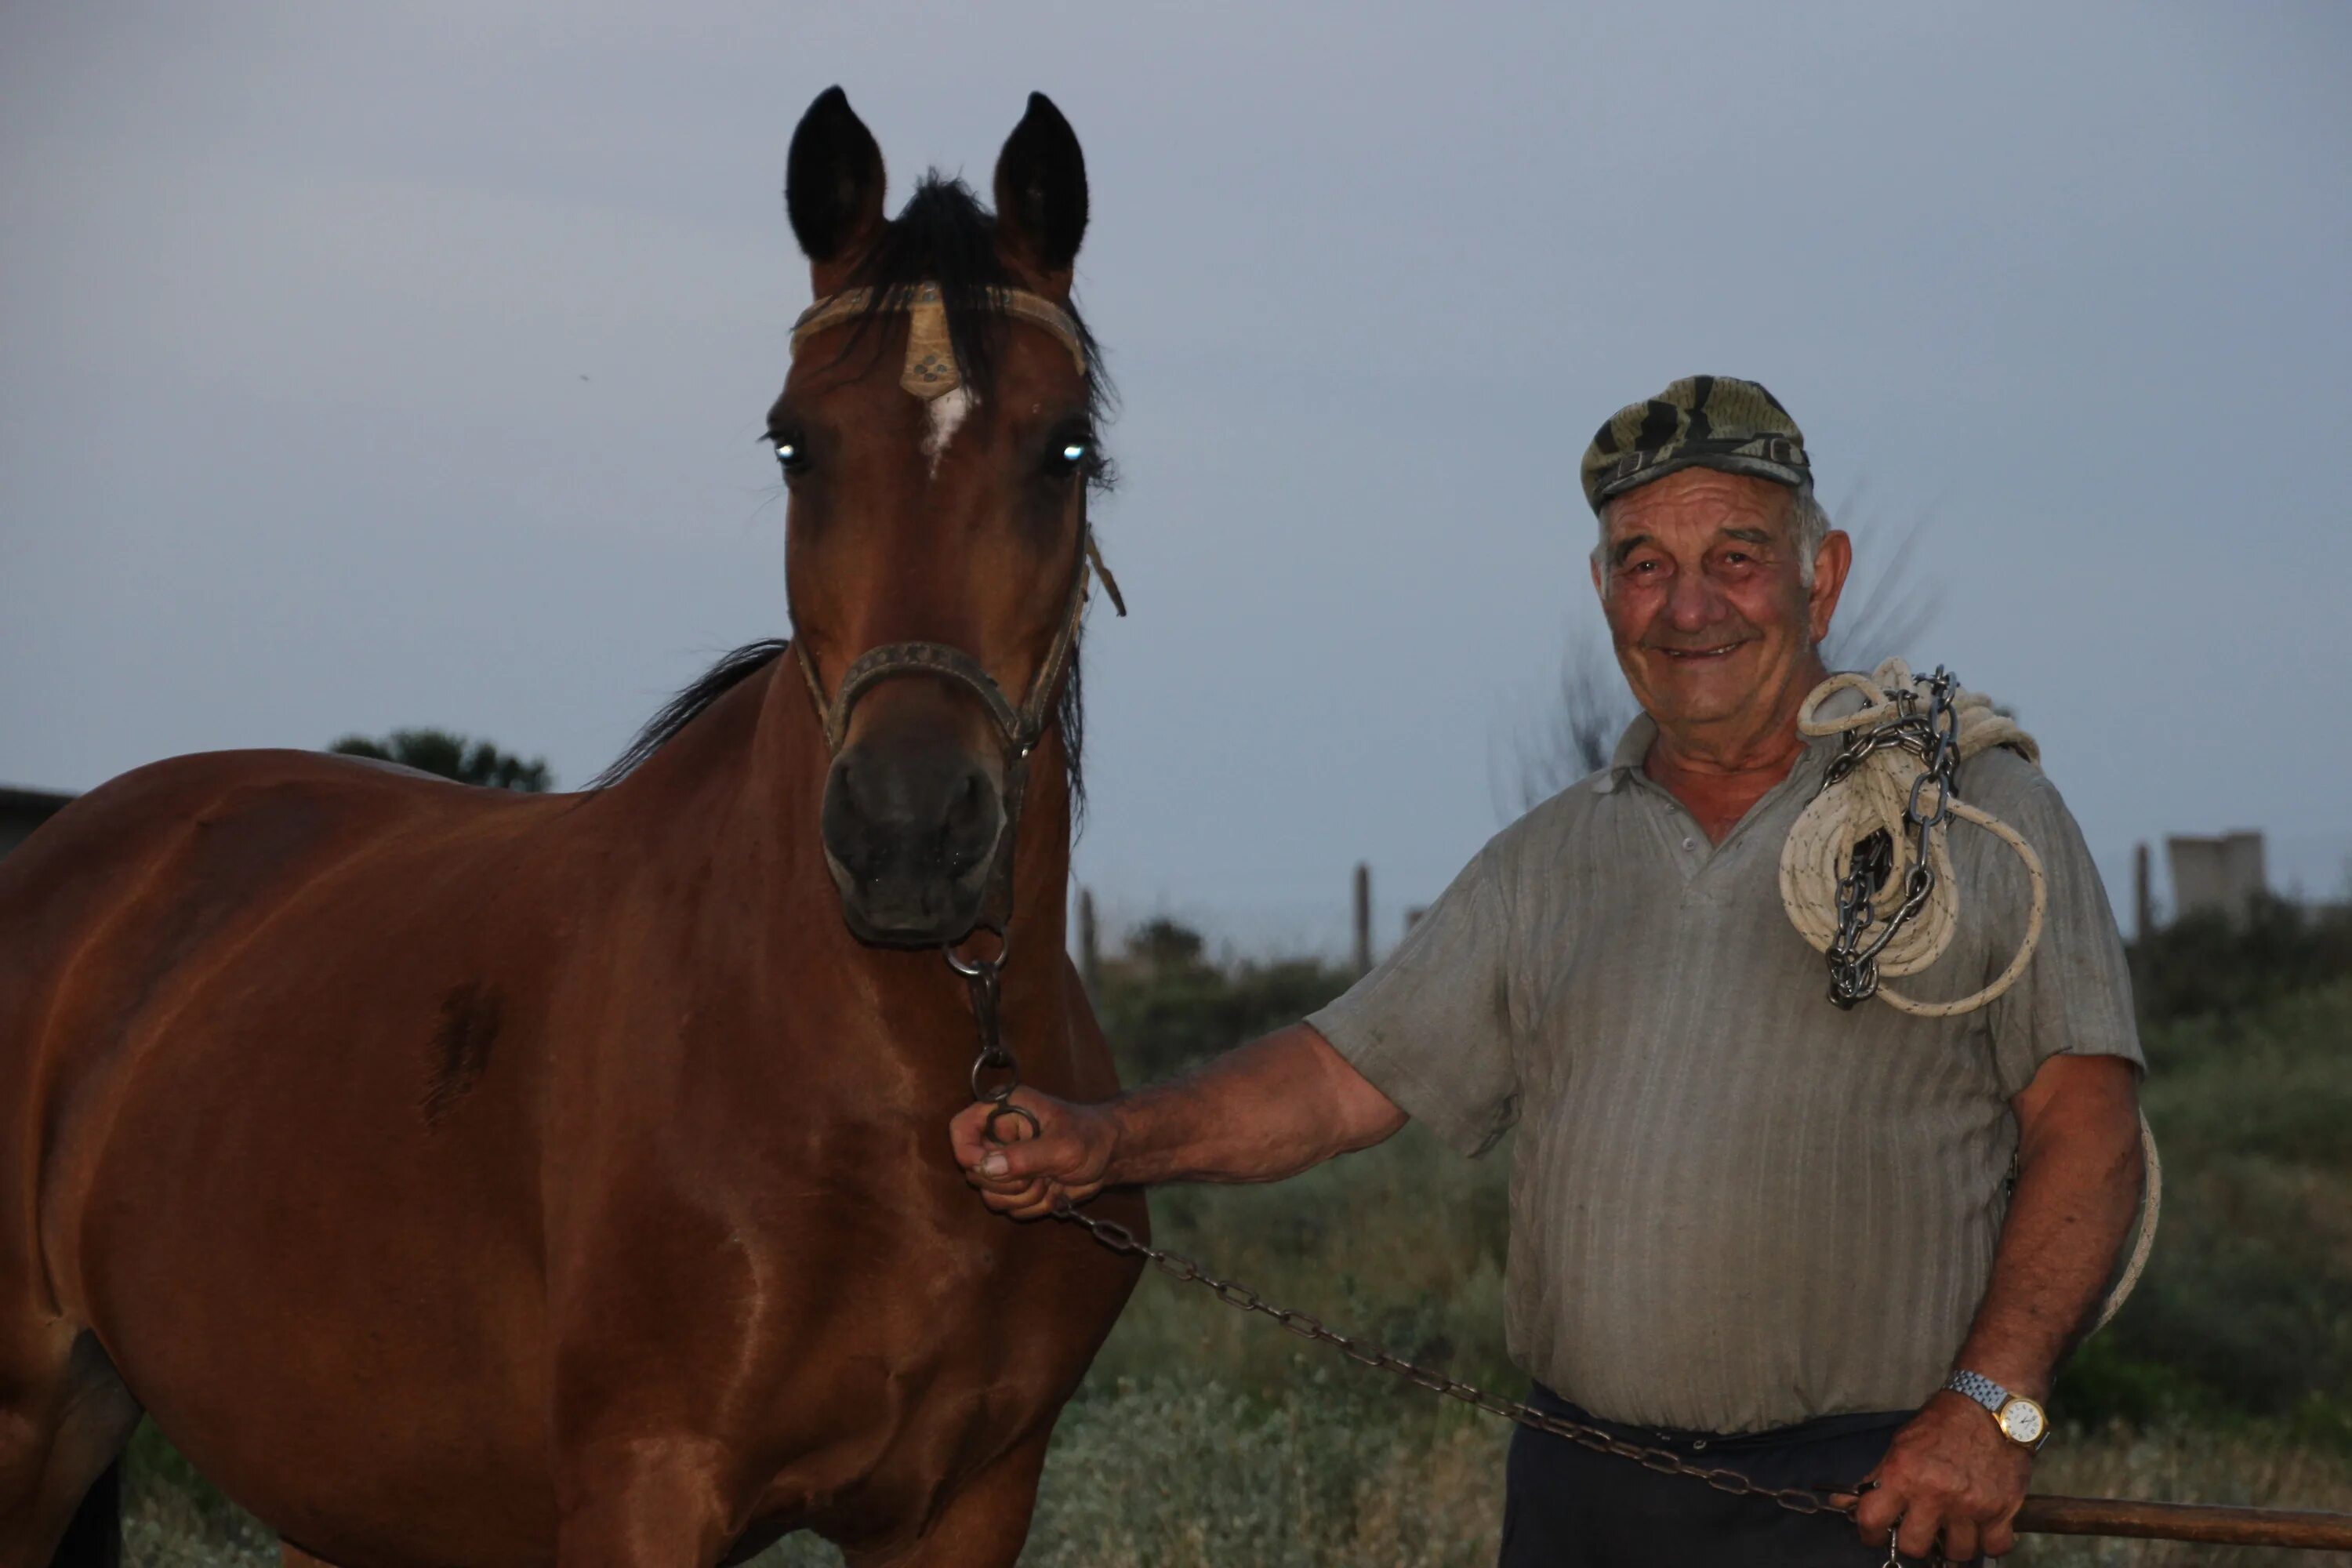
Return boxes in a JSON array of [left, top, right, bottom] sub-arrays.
[[773, 438, 808, 476], [1047, 438, 1091, 478]]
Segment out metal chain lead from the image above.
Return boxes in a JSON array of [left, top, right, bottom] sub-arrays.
[[949, 936, 1858, 1525], [947, 932, 1040, 1145], [1050, 1199, 1852, 1519], [1824, 667, 1962, 1009]]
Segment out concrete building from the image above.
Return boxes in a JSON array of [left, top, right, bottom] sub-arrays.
[[0, 785, 77, 861], [2167, 830, 2267, 924]]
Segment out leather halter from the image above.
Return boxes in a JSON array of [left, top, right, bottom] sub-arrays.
[[784, 280, 1124, 932], [790, 282, 1089, 397]]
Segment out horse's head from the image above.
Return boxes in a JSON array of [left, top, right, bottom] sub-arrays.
[[774, 88, 1112, 949]]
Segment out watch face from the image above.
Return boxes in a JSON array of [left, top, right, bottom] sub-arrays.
[[1999, 1399, 2045, 1445]]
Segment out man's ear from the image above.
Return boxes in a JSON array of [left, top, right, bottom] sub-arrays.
[[1808, 529, 1853, 646], [787, 86, 886, 276], [993, 92, 1087, 291]]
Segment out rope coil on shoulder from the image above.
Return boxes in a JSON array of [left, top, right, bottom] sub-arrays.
[[1779, 659, 2158, 1331], [1779, 659, 2045, 1018]]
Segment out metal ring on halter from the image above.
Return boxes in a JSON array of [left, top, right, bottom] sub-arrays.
[[971, 1051, 1021, 1103], [982, 1102, 1041, 1145], [945, 925, 1010, 977]]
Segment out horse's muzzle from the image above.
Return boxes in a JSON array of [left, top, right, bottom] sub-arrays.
[[820, 739, 1004, 946]]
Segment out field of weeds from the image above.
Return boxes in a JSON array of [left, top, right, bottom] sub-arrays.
[[123, 960, 2352, 1565]]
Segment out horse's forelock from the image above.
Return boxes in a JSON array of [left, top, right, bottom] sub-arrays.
[[822, 174, 1113, 430]]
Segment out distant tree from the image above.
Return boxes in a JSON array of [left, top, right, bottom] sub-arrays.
[[1503, 502, 1940, 813], [1094, 918, 1356, 1082], [1126, 916, 1208, 972], [2127, 894, 2352, 1025], [328, 728, 554, 792]]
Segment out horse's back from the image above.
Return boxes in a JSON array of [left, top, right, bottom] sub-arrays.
[[0, 747, 556, 1140], [1, 744, 546, 960]]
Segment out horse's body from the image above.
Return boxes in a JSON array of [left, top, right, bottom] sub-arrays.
[[0, 89, 1142, 1566]]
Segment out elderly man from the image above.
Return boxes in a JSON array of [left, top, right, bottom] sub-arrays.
[[950, 376, 2147, 1565]]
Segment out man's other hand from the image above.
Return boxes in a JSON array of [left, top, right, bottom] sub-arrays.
[[948, 1089, 1116, 1220], [1846, 1391, 2034, 1560]]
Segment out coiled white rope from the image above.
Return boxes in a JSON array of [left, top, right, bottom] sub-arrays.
[[2095, 1131, 2161, 1334], [1780, 661, 2045, 1018], [1779, 659, 2158, 1334]]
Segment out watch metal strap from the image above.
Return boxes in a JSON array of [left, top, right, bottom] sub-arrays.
[[1946, 1368, 2009, 1414]]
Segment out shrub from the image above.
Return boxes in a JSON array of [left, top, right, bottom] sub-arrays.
[[2128, 896, 2352, 1025]]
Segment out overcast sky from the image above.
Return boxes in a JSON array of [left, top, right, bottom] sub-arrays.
[[5, 2, 2347, 956]]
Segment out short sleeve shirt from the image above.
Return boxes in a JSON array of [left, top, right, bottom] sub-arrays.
[[1307, 710, 2144, 1434]]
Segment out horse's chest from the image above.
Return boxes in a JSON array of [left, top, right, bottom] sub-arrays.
[[729, 1209, 1099, 1539]]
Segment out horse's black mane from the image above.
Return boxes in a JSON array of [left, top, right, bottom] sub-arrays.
[[589, 640, 792, 789], [590, 175, 1105, 809]]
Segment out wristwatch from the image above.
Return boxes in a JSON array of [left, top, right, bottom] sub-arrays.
[[1945, 1370, 2049, 1451]]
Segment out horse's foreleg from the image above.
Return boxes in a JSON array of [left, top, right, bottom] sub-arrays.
[[552, 1434, 737, 1568], [0, 1326, 139, 1568], [839, 1433, 1052, 1568]]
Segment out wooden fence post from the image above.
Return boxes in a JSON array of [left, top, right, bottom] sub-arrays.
[[1076, 887, 1101, 1001], [1353, 862, 1373, 978], [2132, 841, 2154, 942]]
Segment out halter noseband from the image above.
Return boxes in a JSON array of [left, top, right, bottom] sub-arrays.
[[784, 281, 1124, 931]]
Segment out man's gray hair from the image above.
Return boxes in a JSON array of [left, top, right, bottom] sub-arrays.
[[1593, 482, 1831, 597]]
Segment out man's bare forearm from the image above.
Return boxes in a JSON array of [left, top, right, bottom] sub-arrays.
[[1953, 1054, 2145, 1398], [1103, 1022, 1406, 1187]]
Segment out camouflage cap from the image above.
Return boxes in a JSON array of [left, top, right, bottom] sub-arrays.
[[1581, 375, 1809, 513]]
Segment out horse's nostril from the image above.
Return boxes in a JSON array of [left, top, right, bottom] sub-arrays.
[[940, 767, 1000, 873], [946, 770, 987, 833], [822, 748, 1000, 887]]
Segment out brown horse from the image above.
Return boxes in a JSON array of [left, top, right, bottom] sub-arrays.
[[0, 87, 1143, 1566]]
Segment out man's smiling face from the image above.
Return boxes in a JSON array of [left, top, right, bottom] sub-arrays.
[[1591, 468, 1839, 734]]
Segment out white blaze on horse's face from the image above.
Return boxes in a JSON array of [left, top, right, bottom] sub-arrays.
[[922, 385, 976, 478]]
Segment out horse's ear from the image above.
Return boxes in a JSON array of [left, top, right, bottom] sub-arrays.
[[993, 93, 1087, 287], [787, 86, 886, 270]]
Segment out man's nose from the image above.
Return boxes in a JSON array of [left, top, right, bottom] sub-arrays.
[[1664, 569, 1728, 632]]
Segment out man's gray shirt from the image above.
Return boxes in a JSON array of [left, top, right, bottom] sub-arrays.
[[1308, 711, 2144, 1435]]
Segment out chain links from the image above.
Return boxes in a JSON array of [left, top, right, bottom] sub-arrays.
[[1051, 1200, 1851, 1519], [944, 941, 1859, 1525], [1823, 666, 1962, 1009], [948, 931, 1040, 1145]]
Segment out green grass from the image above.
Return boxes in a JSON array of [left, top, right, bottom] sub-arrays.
[[2053, 982, 2352, 1436], [126, 975, 2352, 1565]]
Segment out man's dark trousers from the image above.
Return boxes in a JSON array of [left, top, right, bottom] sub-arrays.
[[1499, 1385, 1978, 1566]]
